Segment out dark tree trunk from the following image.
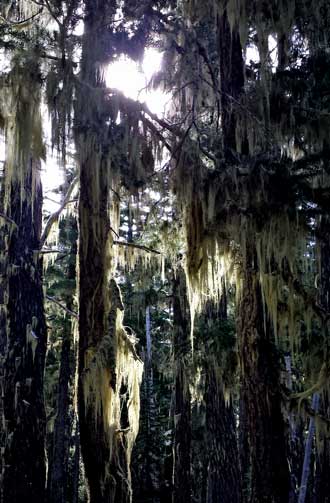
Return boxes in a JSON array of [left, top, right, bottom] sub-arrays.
[[172, 266, 191, 503], [48, 213, 77, 503], [72, 428, 80, 503], [203, 291, 241, 503], [217, 9, 246, 159], [1, 165, 47, 503], [77, 132, 126, 501], [205, 365, 241, 503], [239, 394, 251, 503], [48, 320, 72, 503], [76, 3, 138, 501], [237, 247, 290, 503], [298, 394, 320, 503], [145, 306, 159, 494], [315, 394, 330, 503], [315, 215, 330, 503], [0, 58, 47, 502]]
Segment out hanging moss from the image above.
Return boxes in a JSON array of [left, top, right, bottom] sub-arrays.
[[0, 55, 44, 214]]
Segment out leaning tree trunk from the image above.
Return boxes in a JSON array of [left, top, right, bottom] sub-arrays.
[[0, 60, 47, 502], [237, 246, 290, 503], [172, 266, 191, 503], [76, 2, 142, 501]]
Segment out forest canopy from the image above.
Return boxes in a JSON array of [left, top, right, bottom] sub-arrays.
[[1, 1, 330, 503]]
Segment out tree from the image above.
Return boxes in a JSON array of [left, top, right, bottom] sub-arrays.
[[172, 264, 192, 503], [46, 214, 78, 503], [0, 55, 47, 503], [76, 2, 144, 500]]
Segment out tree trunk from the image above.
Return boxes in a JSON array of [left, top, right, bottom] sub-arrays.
[[145, 305, 159, 494], [239, 393, 250, 503], [217, 8, 246, 159], [72, 416, 81, 503], [205, 365, 241, 503], [76, 3, 142, 501], [203, 291, 242, 503], [48, 320, 72, 503], [172, 266, 191, 503], [238, 249, 290, 503], [298, 394, 320, 503], [0, 62, 47, 503], [314, 215, 330, 503]]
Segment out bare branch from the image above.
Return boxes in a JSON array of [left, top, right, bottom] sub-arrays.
[[120, 329, 143, 363], [113, 240, 161, 255], [40, 176, 78, 247], [283, 265, 330, 324], [0, 7, 43, 28], [46, 295, 78, 318], [0, 212, 17, 228]]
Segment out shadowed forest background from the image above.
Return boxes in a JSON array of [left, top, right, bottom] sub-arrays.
[[1, 1, 330, 502]]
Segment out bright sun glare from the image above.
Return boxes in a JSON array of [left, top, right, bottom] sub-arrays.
[[105, 48, 169, 116], [41, 48, 168, 212]]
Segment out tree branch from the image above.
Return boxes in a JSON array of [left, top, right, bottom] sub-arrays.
[[40, 176, 78, 247], [0, 212, 17, 228], [0, 7, 43, 28], [113, 240, 161, 255], [46, 295, 78, 318]]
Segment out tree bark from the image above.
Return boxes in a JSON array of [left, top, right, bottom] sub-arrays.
[[76, 3, 142, 501], [314, 215, 330, 503], [145, 305, 159, 493], [217, 8, 246, 159], [239, 393, 250, 503], [72, 415, 81, 503], [238, 249, 290, 503], [172, 266, 191, 503], [48, 320, 72, 503], [0, 62, 47, 503], [205, 365, 241, 503], [298, 393, 320, 503], [203, 291, 242, 503]]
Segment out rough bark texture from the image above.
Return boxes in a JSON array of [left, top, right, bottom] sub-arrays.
[[315, 215, 330, 503], [172, 266, 191, 503], [239, 393, 250, 503], [72, 418, 81, 503], [77, 127, 122, 500], [77, 140, 130, 502], [76, 2, 135, 501], [238, 251, 290, 503], [298, 394, 320, 503], [315, 395, 330, 503], [202, 292, 242, 503], [205, 365, 241, 503], [217, 9, 245, 158], [0, 166, 47, 503], [144, 306, 159, 494], [48, 320, 72, 503]]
